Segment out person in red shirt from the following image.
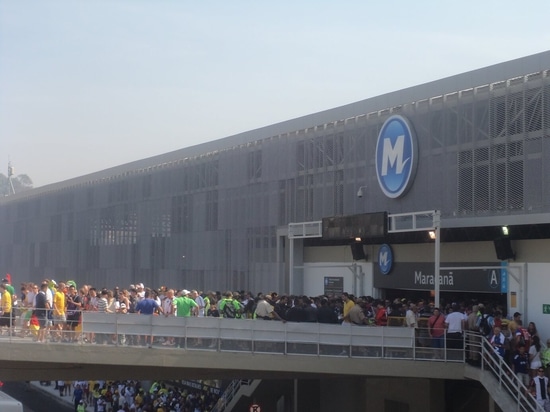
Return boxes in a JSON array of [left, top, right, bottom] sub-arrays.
[[375, 301, 387, 326], [428, 307, 446, 350]]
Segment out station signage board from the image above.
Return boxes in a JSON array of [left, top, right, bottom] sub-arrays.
[[373, 262, 507, 293]]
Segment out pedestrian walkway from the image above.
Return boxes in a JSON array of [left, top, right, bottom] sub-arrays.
[[30, 381, 93, 411]]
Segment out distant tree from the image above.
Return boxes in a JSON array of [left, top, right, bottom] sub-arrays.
[[0, 173, 33, 196]]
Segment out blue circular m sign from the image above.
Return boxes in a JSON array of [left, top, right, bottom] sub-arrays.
[[378, 244, 393, 275], [375, 115, 418, 198]]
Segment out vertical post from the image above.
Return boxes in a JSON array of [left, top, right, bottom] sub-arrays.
[[293, 378, 298, 412], [434, 211, 441, 309], [289, 237, 294, 296]]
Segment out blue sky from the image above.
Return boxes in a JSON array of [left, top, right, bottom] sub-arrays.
[[1, 0, 549, 187]]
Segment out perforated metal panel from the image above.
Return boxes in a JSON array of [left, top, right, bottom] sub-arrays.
[[1, 61, 550, 292]]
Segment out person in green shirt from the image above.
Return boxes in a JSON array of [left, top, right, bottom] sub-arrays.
[[218, 291, 243, 319], [172, 289, 198, 348], [542, 338, 550, 378], [173, 289, 198, 318], [76, 399, 86, 412]]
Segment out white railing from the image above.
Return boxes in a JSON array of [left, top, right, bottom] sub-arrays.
[[2, 311, 468, 361], [77, 312, 463, 360], [1, 311, 543, 411], [476, 334, 544, 412]]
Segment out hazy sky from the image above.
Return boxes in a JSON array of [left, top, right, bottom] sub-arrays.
[[1, 1, 549, 188]]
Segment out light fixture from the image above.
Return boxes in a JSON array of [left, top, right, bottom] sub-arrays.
[[428, 231, 436, 240], [356, 185, 367, 198], [501, 226, 509, 236], [355, 237, 362, 242]]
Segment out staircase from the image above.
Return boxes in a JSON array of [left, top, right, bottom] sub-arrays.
[[465, 332, 544, 412], [211, 379, 261, 412]]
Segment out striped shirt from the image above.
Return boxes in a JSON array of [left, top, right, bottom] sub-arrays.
[[96, 297, 108, 313]]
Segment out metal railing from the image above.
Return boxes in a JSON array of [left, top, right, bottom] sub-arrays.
[[475, 334, 544, 412], [0, 311, 486, 362], [211, 379, 256, 412], [76, 312, 466, 361], [0, 311, 543, 411]]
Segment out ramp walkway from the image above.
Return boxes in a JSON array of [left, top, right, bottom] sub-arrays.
[[0, 312, 543, 411]]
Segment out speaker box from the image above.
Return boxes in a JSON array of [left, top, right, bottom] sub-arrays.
[[351, 243, 366, 260], [494, 237, 515, 260]]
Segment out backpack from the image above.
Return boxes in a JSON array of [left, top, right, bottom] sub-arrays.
[[478, 315, 492, 336], [222, 300, 237, 318]]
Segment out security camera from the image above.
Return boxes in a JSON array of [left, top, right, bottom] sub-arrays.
[[357, 187, 365, 198]]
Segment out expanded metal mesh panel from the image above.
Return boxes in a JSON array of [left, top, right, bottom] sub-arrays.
[[1, 64, 550, 291]]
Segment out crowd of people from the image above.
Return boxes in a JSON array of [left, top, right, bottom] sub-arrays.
[[1, 277, 549, 410], [41, 378, 220, 412]]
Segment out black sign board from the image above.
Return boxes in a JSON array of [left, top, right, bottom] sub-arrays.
[[324, 276, 344, 295], [373, 262, 506, 293], [322, 212, 387, 240]]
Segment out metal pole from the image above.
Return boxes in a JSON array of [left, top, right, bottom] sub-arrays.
[[293, 378, 298, 412], [289, 237, 294, 296], [434, 211, 441, 309]]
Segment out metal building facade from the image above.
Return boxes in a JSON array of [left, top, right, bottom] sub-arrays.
[[1, 51, 550, 292]]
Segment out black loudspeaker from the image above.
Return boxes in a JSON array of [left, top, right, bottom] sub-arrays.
[[494, 237, 515, 260], [351, 243, 366, 261]]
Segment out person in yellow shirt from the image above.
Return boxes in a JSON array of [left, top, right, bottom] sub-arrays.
[[341, 292, 355, 324], [0, 284, 13, 335], [52, 283, 67, 342]]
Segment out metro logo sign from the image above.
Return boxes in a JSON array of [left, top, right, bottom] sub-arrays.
[[376, 115, 418, 198], [378, 244, 393, 275]]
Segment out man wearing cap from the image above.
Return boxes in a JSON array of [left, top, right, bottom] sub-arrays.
[[136, 283, 145, 300], [254, 293, 285, 322], [76, 399, 86, 412], [172, 290, 198, 348], [218, 291, 242, 319], [173, 290, 198, 317], [1, 278, 15, 297], [531, 367, 550, 411], [66, 285, 82, 342]]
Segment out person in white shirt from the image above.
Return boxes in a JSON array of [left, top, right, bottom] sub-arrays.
[[531, 368, 550, 411], [444, 304, 466, 349], [191, 290, 205, 317], [405, 304, 418, 328]]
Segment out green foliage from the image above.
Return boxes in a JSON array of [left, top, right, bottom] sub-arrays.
[[0, 173, 33, 196]]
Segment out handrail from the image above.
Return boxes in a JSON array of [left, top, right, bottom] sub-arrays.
[[75, 312, 458, 361], [211, 379, 253, 412], [2, 310, 544, 411], [474, 332, 544, 412]]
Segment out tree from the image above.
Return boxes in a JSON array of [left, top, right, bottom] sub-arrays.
[[0, 173, 33, 196]]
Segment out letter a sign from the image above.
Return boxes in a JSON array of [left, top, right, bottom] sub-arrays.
[[250, 404, 261, 412]]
